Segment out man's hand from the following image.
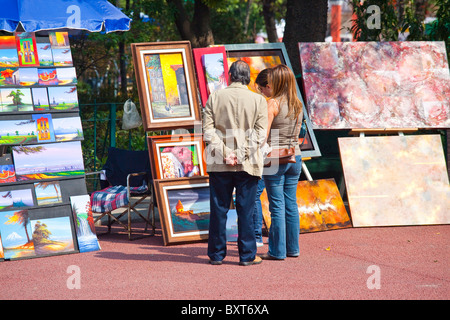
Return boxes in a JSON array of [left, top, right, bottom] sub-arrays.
[[225, 152, 238, 166]]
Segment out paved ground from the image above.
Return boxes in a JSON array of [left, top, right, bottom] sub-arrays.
[[0, 222, 448, 304]]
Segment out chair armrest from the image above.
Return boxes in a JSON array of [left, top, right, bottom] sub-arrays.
[[85, 171, 104, 176], [126, 172, 148, 197]]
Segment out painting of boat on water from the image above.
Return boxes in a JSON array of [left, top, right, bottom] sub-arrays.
[[0, 189, 34, 210], [70, 195, 100, 253], [0, 209, 36, 259], [12, 141, 85, 181], [31, 216, 75, 256]]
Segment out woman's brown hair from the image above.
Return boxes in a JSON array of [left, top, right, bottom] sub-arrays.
[[268, 64, 302, 119]]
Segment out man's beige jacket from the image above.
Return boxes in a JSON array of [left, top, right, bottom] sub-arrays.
[[203, 82, 268, 177]]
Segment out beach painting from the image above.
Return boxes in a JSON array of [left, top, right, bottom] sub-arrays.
[[48, 86, 78, 110], [36, 37, 54, 66], [0, 189, 34, 210], [31, 87, 50, 111], [31, 216, 75, 256], [53, 117, 84, 141], [0, 88, 33, 112], [0, 119, 37, 145], [56, 67, 77, 85], [0, 209, 36, 259], [19, 67, 38, 86], [0, 36, 19, 67], [70, 195, 100, 253], [12, 141, 85, 181], [32, 114, 55, 143], [34, 181, 62, 205]]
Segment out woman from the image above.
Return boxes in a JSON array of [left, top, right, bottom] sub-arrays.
[[253, 68, 272, 247], [261, 64, 303, 260]]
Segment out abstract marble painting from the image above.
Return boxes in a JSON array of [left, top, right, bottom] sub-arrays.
[[299, 41, 450, 129], [338, 134, 450, 227]]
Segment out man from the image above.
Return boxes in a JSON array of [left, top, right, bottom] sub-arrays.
[[203, 60, 268, 266]]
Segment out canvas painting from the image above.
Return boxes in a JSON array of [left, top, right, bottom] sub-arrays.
[[49, 32, 70, 49], [56, 67, 77, 85], [12, 141, 85, 181], [31, 87, 50, 111], [0, 235, 3, 259], [339, 134, 450, 227], [0, 209, 36, 259], [19, 67, 38, 86], [0, 165, 16, 183], [0, 88, 33, 112], [31, 217, 75, 256], [36, 36, 54, 66], [70, 195, 100, 253], [299, 41, 450, 129], [0, 67, 19, 86], [226, 209, 238, 242], [15, 32, 39, 67], [49, 32, 72, 67], [32, 114, 55, 143], [154, 177, 210, 245], [261, 179, 351, 233], [0, 119, 38, 145], [47, 86, 78, 110], [53, 117, 84, 141], [0, 36, 19, 67], [34, 181, 63, 205], [0, 189, 34, 210], [203, 53, 228, 95], [38, 68, 58, 86]]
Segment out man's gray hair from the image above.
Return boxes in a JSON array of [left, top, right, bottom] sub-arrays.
[[229, 60, 251, 85]]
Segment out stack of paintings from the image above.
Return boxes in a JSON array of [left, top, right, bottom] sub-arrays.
[[0, 32, 98, 261]]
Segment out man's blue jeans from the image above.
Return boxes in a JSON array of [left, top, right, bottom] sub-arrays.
[[208, 171, 258, 263], [263, 155, 302, 259]]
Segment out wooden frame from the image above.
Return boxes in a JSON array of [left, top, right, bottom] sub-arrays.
[[153, 176, 210, 245], [192, 46, 229, 107], [224, 43, 321, 158], [131, 41, 201, 131], [147, 133, 207, 180]]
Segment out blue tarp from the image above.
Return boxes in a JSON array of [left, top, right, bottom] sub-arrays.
[[0, 0, 131, 33]]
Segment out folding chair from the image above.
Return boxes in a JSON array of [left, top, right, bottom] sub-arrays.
[[90, 147, 155, 240]]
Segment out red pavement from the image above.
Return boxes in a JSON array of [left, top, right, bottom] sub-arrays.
[[0, 223, 448, 301]]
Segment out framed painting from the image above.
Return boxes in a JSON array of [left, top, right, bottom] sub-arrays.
[[154, 177, 210, 245], [147, 133, 206, 180], [193, 46, 229, 107], [131, 41, 201, 131], [224, 43, 321, 158]]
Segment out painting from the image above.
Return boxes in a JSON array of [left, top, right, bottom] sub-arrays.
[[34, 181, 63, 205], [32, 114, 55, 143], [261, 179, 351, 233], [56, 67, 77, 85], [0, 189, 34, 210], [131, 41, 201, 131], [19, 67, 38, 86], [299, 41, 450, 129], [226, 209, 238, 242], [15, 32, 39, 67], [0, 67, 19, 86], [31, 87, 50, 111], [53, 117, 84, 141], [12, 141, 85, 181], [193, 46, 229, 107], [225, 43, 321, 159], [49, 32, 72, 66], [38, 68, 58, 86], [147, 133, 206, 180], [0, 119, 37, 145], [47, 86, 78, 110], [30, 216, 75, 256], [339, 134, 450, 227], [0, 36, 19, 67], [0, 165, 16, 183], [0, 88, 33, 112], [0, 209, 36, 259], [70, 195, 100, 253], [154, 177, 210, 245], [36, 36, 54, 66]]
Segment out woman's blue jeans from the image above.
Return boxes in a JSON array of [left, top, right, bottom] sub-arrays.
[[253, 178, 266, 243], [263, 155, 302, 259]]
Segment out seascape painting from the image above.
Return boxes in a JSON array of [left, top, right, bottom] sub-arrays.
[[47, 86, 78, 110], [31, 217, 75, 256], [0, 119, 37, 145], [56, 67, 77, 85], [19, 67, 38, 86], [34, 181, 62, 205], [12, 141, 85, 181], [299, 41, 450, 129], [53, 117, 84, 141], [339, 134, 450, 227], [0, 36, 19, 67], [0, 209, 36, 259], [70, 195, 100, 253], [0, 189, 34, 210]]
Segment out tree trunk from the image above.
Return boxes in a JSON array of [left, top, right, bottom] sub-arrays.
[[262, 0, 278, 42], [283, 0, 328, 76]]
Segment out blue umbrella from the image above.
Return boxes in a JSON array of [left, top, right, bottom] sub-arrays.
[[0, 0, 131, 33]]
